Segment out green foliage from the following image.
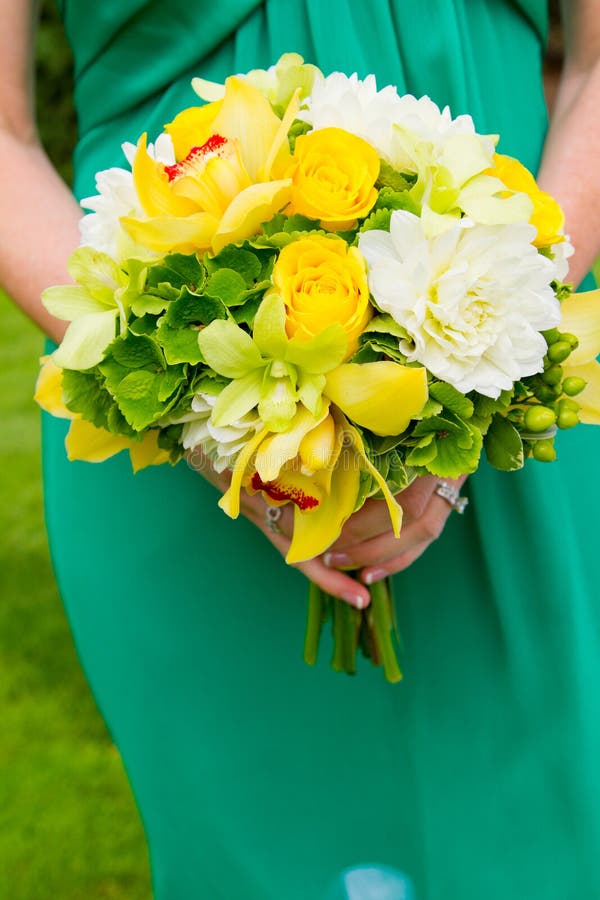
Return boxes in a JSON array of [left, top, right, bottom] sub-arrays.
[[484, 413, 525, 471], [0, 293, 151, 899], [35, 1, 77, 185]]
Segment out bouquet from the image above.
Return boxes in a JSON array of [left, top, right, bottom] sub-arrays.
[[36, 54, 600, 682]]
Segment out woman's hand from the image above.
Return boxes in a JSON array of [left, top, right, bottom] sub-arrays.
[[187, 448, 373, 609], [190, 448, 467, 608], [321, 474, 468, 586]]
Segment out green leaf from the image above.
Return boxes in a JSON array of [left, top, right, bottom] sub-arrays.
[[157, 365, 187, 402], [151, 253, 205, 289], [129, 314, 159, 336], [377, 161, 417, 192], [471, 389, 513, 433], [197, 319, 264, 378], [484, 414, 524, 471], [232, 292, 264, 327], [205, 247, 262, 287], [363, 314, 410, 341], [156, 321, 204, 365], [360, 208, 392, 233], [131, 293, 170, 317], [164, 288, 227, 328], [113, 370, 164, 431], [429, 381, 474, 418], [61, 368, 113, 429], [110, 332, 164, 369], [204, 269, 247, 306], [373, 186, 420, 215]]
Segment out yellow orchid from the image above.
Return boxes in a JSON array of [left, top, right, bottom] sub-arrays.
[[121, 77, 299, 255], [35, 356, 169, 472], [559, 288, 600, 424], [219, 404, 405, 563]]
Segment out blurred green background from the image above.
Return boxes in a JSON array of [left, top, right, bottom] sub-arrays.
[[0, 2, 151, 897]]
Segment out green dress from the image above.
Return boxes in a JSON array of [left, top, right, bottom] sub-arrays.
[[44, 2, 600, 897]]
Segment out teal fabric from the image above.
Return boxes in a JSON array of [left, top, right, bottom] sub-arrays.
[[43, 2, 600, 898]]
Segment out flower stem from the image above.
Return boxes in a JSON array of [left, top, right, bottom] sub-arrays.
[[303, 581, 324, 666], [369, 579, 403, 683]]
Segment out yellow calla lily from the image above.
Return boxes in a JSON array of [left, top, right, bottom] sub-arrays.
[[325, 361, 428, 436], [559, 287, 600, 424], [122, 78, 298, 255]]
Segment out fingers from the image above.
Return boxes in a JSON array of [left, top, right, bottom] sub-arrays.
[[239, 490, 371, 609], [324, 492, 452, 574]]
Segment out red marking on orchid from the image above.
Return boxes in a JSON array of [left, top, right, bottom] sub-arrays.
[[250, 472, 319, 511], [164, 135, 229, 182]]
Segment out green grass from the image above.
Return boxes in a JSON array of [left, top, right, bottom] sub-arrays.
[[0, 294, 152, 899]]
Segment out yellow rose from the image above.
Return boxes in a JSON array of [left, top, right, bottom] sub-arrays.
[[269, 233, 372, 357], [489, 153, 565, 248], [288, 127, 380, 230]]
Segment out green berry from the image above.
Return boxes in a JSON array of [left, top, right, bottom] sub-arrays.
[[557, 408, 579, 429], [533, 439, 557, 462], [524, 406, 557, 433], [541, 364, 563, 386], [542, 328, 560, 345], [559, 397, 580, 412], [536, 384, 559, 404], [559, 332, 579, 350], [547, 341, 573, 364], [562, 376, 586, 396]]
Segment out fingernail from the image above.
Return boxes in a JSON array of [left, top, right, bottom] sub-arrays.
[[342, 591, 368, 609], [324, 552, 352, 568], [362, 568, 388, 585]]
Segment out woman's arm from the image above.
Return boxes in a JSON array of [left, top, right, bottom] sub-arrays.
[[0, 0, 81, 341], [537, 0, 600, 285]]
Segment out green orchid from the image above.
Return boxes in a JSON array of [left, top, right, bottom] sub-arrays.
[[42, 248, 148, 370], [197, 293, 348, 433]]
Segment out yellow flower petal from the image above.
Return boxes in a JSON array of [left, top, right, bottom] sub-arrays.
[[286, 435, 360, 563], [65, 418, 132, 463], [563, 361, 600, 425], [218, 426, 270, 519], [121, 211, 220, 254], [325, 361, 428, 436], [347, 422, 403, 538], [255, 405, 329, 482], [210, 76, 289, 183], [559, 288, 600, 365], [129, 430, 171, 472], [211, 179, 291, 253], [132, 134, 197, 218], [164, 101, 223, 160], [35, 357, 73, 419]]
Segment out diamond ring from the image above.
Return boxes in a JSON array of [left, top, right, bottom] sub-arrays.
[[434, 480, 469, 514]]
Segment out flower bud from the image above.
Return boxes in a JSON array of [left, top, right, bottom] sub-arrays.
[[533, 439, 557, 462], [547, 341, 572, 364], [524, 406, 556, 433]]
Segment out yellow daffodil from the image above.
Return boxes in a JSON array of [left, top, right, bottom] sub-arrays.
[[488, 153, 565, 247], [559, 288, 600, 424], [121, 77, 299, 255], [35, 357, 169, 472]]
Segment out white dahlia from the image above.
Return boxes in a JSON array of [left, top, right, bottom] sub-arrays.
[[179, 393, 263, 473], [358, 210, 561, 398], [299, 72, 405, 159], [79, 134, 175, 259]]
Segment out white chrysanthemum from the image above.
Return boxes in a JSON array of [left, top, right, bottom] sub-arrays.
[[79, 134, 175, 259], [299, 72, 405, 159], [179, 393, 263, 473], [300, 71, 495, 164], [550, 237, 574, 282], [358, 211, 561, 398]]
